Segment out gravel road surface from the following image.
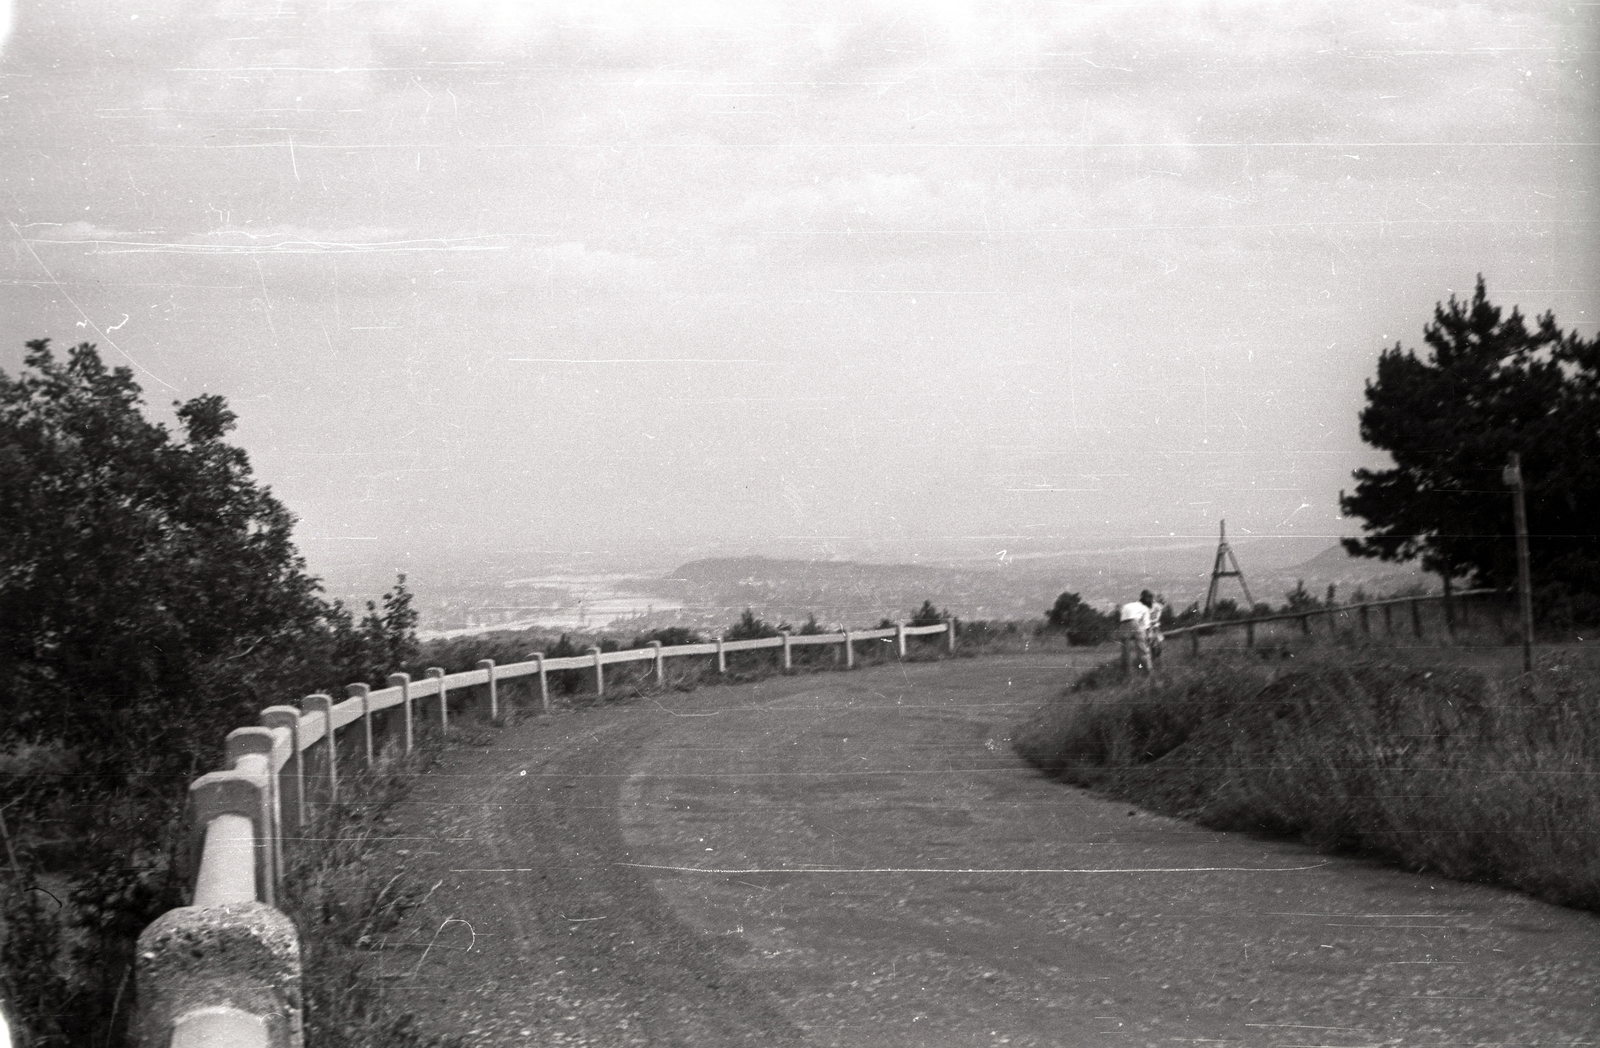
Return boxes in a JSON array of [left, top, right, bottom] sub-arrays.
[[370, 655, 1600, 1047]]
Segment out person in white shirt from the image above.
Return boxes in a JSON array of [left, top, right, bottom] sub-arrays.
[[1118, 590, 1154, 673]]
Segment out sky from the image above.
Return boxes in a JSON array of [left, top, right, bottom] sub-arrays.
[[1, 0, 1595, 582]]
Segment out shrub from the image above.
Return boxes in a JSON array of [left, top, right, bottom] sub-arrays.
[[1044, 591, 1116, 645]]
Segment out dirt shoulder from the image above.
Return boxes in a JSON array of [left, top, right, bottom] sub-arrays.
[[370, 656, 1600, 1047]]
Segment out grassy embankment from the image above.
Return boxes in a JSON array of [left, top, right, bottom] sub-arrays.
[[1013, 645, 1600, 911], [280, 731, 473, 1048]]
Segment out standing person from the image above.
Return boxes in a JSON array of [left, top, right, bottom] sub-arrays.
[[1118, 590, 1154, 674], [1147, 593, 1167, 662]]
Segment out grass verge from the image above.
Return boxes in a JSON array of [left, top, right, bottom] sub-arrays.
[[279, 739, 465, 1048], [1013, 649, 1600, 910]]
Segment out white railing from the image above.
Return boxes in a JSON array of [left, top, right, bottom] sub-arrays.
[[133, 620, 955, 1047]]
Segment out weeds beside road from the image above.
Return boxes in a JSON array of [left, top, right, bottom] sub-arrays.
[[1014, 646, 1600, 911]]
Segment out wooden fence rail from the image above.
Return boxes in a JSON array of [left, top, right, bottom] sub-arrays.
[[133, 618, 956, 1046], [1118, 588, 1502, 672]]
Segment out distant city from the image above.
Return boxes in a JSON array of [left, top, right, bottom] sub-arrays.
[[325, 536, 1436, 638]]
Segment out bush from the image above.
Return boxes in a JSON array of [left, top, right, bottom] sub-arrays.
[[1044, 591, 1116, 645], [724, 608, 780, 642]]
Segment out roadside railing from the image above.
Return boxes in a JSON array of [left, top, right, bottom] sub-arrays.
[[133, 619, 955, 1047], [1139, 588, 1501, 670]]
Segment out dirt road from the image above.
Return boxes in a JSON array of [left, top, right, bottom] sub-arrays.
[[375, 655, 1600, 1047]]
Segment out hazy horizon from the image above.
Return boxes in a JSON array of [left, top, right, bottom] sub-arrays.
[[2, 0, 1594, 590]]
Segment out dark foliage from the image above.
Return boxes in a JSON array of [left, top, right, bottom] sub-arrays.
[[724, 608, 780, 641], [1044, 591, 1116, 645], [909, 600, 946, 627], [0, 341, 415, 1046], [630, 626, 704, 648], [1341, 278, 1600, 608]]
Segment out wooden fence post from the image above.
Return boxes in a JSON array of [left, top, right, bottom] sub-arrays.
[[1411, 599, 1424, 639], [1300, 613, 1311, 636], [1359, 603, 1370, 635], [1246, 621, 1255, 649], [843, 630, 854, 669], [716, 636, 727, 675], [1189, 629, 1199, 657], [650, 641, 664, 684], [532, 653, 549, 712], [780, 631, 792, 672], [427, 667, 448, 734], [895, 622, 907, 659], [946, 619, 956, 653], [388, 672, 413, 753], [590, 647, 605, 696], [1383, 604, 1393, 634], [478, 659, 498, 720]]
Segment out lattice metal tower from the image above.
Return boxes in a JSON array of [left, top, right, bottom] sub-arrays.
[[1203, 519, 1255, 616]]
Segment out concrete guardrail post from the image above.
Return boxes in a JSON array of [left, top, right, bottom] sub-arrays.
[[1359, 603, 1370, 634], [345, 683, 373, 766], [716, 636, 726, 675], [258, 707, 304, 838], [135, 879, 302, 1048], [388, 672, 413, 753], [1411, 598, 1424, 638], [427, 668, 448, 733], [188, 767, 276, 908], [1300, 613, 1311, 635], [136, 902, 301, 1048], [895, 622, 907, 659], [1189, 629, 1200, 657], [650, 641, 664, 684], [478, 659, 498, 720], [1383, 603, 1393, 634], [843, 630, 854, 669], [224, 728, 285, 890], [780, 631, 792, 672], [945, 619, 956, 653], [589, 648, 605, 697], [1246, 621, 1255, 649], [302, 694, 337, 807]]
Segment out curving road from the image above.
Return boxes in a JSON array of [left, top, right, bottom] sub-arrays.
[[374, 655, 1600, 1047]]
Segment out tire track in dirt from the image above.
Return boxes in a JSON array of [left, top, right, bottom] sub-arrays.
[[376, 656, 1600, 1047]]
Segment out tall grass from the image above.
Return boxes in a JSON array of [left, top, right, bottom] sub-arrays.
[[1013, 649, 1600, 910], [279, 740, 464, 1048]]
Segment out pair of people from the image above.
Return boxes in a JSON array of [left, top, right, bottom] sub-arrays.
[[1118, 589, 1165, 673]]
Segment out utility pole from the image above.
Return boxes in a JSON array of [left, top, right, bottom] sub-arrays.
[[1203, 519, 1256, 618], [1502, 452, 1535, 673]]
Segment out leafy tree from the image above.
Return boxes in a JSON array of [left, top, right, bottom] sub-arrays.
[[1341, 278, 1600, 595], [0, 341, 334, 780], [1045, 591, 1116, 645], [0, 341, 415, 1046], [909, 600, 946, 627], [362, 573, 420, 677]]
